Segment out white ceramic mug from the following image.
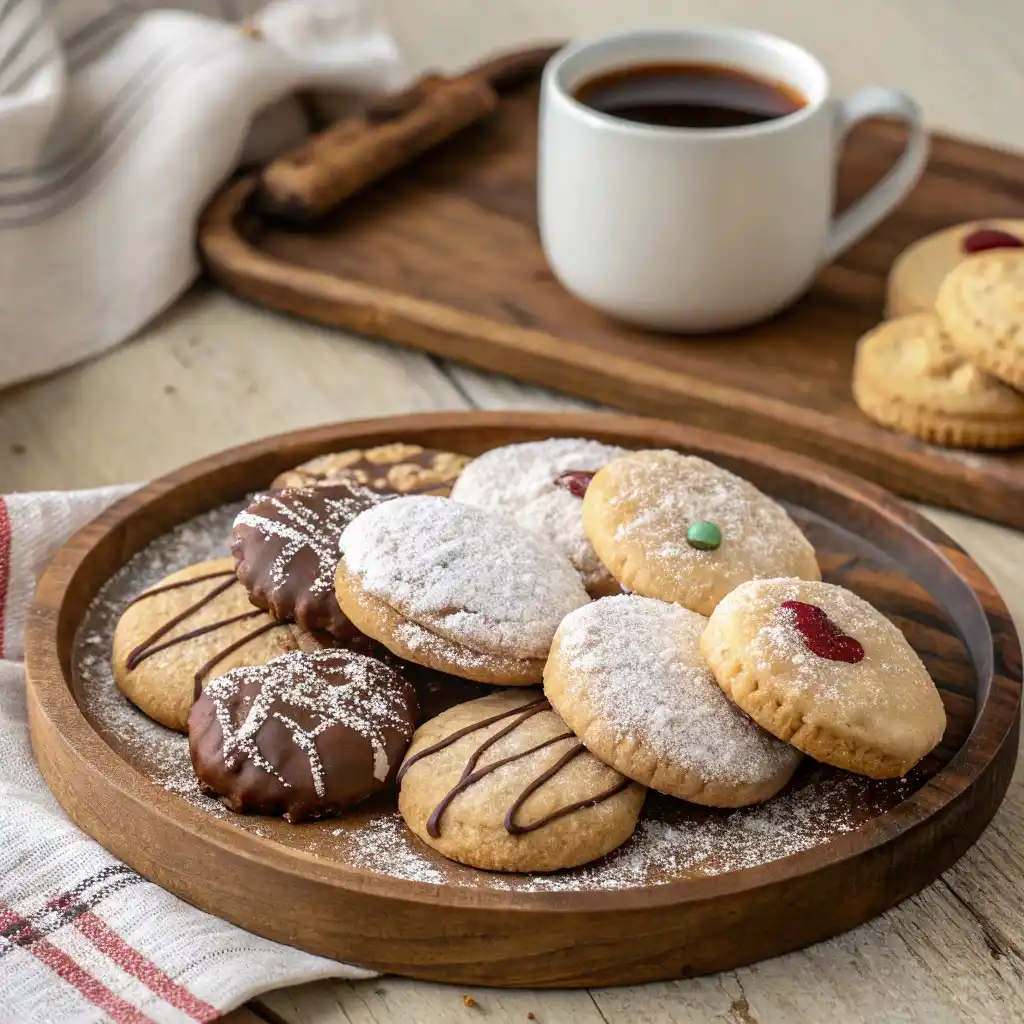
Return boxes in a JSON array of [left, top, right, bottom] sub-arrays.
[[538, 27, 929, 331]]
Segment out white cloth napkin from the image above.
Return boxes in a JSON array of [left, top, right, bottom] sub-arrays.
[[1, 486, 379, 1023], [0, 0, 405, 390]]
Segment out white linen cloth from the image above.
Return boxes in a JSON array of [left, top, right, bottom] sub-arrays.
[[0, 0, 405, 389], [1, 485, 379, 1023]]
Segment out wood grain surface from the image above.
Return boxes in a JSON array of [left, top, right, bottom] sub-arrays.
[[202, 78, 1024, 531], [6, 1, 1024, 1020], [23, 412, 1022, 988]]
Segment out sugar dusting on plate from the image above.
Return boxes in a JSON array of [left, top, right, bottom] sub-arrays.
[[73, 501, 917, 894]]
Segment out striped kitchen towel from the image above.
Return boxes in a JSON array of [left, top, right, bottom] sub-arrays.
[[0, 0, 404, 390], [1, 486, 378, 1023]]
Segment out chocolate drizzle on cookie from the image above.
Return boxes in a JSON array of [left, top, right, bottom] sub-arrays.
[[398, 697, 632, 838], [233, 484, 388, 638], [125, 569, 290, 694]]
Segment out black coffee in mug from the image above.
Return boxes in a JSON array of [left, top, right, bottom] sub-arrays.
[[573, 61, 806, 129]]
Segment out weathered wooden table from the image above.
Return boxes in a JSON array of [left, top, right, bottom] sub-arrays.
[[3, 2, 1024, 1021]]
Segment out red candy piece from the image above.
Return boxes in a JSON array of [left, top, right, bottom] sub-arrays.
[[782, 600, 865, 664], [554, 470, 595, 498], [962, 227, 1024, 254]]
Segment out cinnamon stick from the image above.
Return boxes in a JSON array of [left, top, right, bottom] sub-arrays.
[[257, 73, 498, 221]]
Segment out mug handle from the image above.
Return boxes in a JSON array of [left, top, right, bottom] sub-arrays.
[[823, 87, 929, 263]]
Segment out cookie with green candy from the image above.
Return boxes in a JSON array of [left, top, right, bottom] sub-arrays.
[[582, 450, 820, 615]]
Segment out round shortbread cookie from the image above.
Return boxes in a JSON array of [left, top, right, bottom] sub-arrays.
[[544, 595, 801, 806], [189, 649, 416, 822], [852, 313, 1024, 448], [936, 251, 1024, 390], [336, 496, 590, 684], [450, 438, 631, 596], [700, 578, 947, 779], [582, 450, 820, 615], [397, 690, 645, 871], [112, 559, 329, 732], [886, 220, 1024, 318], [335, 564, 545, 685], [271, 442, 471, 495]]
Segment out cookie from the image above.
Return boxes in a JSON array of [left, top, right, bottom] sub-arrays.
[[582, 450, 820, 615], [232, 483, 389, 639], [397, 690, 644, 871], [544, 595, 801, 806], [852, 313, 1024, 448], [700, 578, 947, 779], [112, 559, 329, 732], [189, 649, 416, 822], [271, 442, 471, 495], [450, 437, 630, 596], [936, 251, 1024, 390], [886, 220, 1024, 318], [336, 496, 590, 684]]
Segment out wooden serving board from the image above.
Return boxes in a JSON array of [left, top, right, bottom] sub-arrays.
[[24, 411, 1021, 987], [200, 55, 1024, 530]]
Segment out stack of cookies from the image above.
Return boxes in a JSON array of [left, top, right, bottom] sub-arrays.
[[853, 221, 1024, 448], [111, 437, 947, 875]]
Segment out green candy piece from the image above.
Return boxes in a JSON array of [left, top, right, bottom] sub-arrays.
[[686, 520, 722, 551]]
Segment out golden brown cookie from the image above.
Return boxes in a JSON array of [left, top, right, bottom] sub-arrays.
[[852, 313, 1024, 448], [544, 595, 801, 806], [112, 559, 328, 731], [450, 438, 631, 596], [397, 690, 645, 871], [700, 578, 947, 779], [336, 496, 590, 685], [936, 251, 1024, 390], [582, 450, 820, 615], [271, 442, 471, 495], [886, 220, 1024, 318]]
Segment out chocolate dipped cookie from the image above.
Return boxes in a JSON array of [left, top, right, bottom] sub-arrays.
[[189, 648, 417, 822]]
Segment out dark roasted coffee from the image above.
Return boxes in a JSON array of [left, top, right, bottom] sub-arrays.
[[573, 61, 805, 129]]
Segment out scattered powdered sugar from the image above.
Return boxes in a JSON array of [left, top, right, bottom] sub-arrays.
[[234, 485, 386, 596], [553, 596, 799, 787], [450, 438, 630, 588], [205, 650, 414, 794], [339, 496, 590, 659], [339, 811, 448, 884], [323, 767, 914, 891]]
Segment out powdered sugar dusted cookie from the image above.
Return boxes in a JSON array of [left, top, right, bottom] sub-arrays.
[[583, 450, 820, 615], [545, 595, 800, 806], [233, 484, 389, 639], [271, 443, 471, 495], [336, 496, 590, 684], [701, 578, 947, 778], [397, 690, 644, 871], [450, 438, 631, 595], [189, 649, 416, 822], [112, 559, 329, 732]]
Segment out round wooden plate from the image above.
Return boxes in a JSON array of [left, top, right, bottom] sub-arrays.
[[25, 411, 1021, 988]]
